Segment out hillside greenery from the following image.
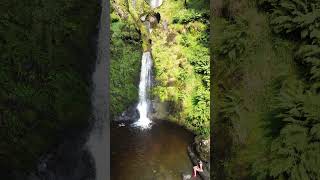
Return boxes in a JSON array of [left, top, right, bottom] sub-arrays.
[[110, 11, 141, 118], [0, 0, 100, 174], [110, 0, 210, 138], [151, 0, 210, 137], [212, 0, 320, 179]]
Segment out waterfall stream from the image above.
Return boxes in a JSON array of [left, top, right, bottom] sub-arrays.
[[134, 0, 163, 128], [87, 0, 109, 179], [134, 52, 153, 128]]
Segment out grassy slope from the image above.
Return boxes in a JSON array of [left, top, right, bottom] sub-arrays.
[[212, 5, 298, 179]]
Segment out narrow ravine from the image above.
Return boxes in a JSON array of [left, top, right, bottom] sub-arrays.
[[87, 0, 109, 179]]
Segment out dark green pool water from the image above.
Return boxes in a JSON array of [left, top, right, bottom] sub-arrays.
[[111, 119, 194, 180]]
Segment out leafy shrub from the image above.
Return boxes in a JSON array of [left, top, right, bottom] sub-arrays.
[[186, 86, 210, 136], [172, 9, 207, 24]]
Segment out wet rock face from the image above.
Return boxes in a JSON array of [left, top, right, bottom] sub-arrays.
[[149, 15, 157, 24], [162, 20, 168, 31], [114, 104, 140, 122], [148, 13, 161, 29], [167, 77, 176, 86], [195, 137, 210, 162], [150, 99, 170, 120]]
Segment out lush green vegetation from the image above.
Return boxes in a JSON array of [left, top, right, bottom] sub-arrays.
[[110, 0, 210, 138], [109, 0, 157, 118], [0, 0, 100, 174], [212, 0, 320, 179], [151, 0, 210, 137], [110, 12, 141, 118]]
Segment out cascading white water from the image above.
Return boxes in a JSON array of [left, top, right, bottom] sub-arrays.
[[134, 52, 153, 128], [87, 0, 109, 179], [134, 0, 162, 128], [150, 0, 163, 8]]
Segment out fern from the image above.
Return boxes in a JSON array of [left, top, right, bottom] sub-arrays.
[[214, 19, 248, 62], [268, 0, 320, 43], [220, 90, 242, 121], [295, 44, 320, 88], [219, 90, 247, 144], [253, 79, 320, 179]]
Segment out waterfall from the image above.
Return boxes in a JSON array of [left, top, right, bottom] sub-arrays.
[[87, 0, 109, 179], [134, 0, 162, 128], [134, 52, 153, 128]]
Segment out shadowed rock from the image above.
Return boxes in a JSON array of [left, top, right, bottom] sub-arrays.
[[114, 104, 140, 122]]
